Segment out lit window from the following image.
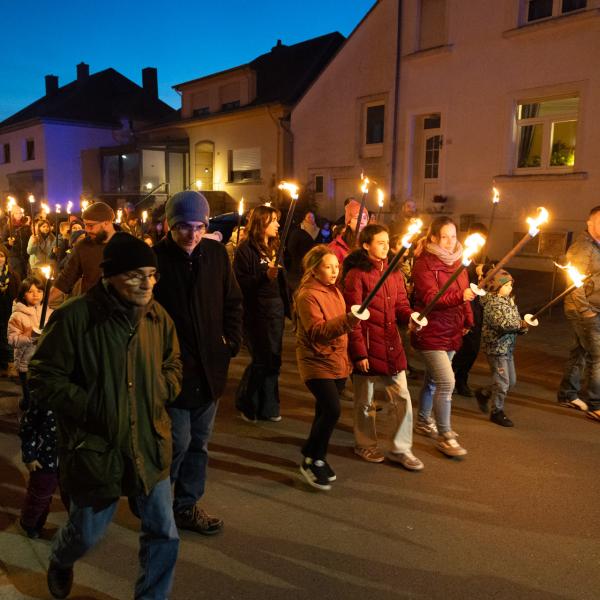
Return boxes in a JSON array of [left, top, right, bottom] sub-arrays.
[[516, 96, 579, 170], [228, 148, 261, 183], [525, 0, 586, 23]]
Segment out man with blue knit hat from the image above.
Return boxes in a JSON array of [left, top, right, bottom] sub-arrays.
[[153, 191, 243, 535]]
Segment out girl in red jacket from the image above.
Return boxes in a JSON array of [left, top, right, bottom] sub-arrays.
[[411, 217, 474, 457], [342, 224, 424, 470]]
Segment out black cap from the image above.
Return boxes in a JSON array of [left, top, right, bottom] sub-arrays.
[[101, 232, 157, 277]]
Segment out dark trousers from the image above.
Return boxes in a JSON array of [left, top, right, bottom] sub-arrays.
[[0, 313, 12, 369], [21, 470, 59, 531], [302, 378, 345, 460], [452, 327, 482, 386], [19, 371, 30, 411]]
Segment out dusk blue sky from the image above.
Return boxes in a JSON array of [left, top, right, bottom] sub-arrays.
[[0, 0, 375, 122]]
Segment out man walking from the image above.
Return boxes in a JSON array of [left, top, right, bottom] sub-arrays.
[[558, 205, 600, 421], [153, 191, 243, 535], [29, 232, 182, 599]]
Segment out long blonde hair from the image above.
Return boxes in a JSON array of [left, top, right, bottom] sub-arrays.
[[299, 244, 337, 289]]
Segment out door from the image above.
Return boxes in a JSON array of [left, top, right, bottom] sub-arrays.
[[194, 141, 214, 191], [412, 114, 444, 209]]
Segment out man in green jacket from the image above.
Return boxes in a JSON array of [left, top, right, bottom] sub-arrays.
[[29, 232, 182, 600]]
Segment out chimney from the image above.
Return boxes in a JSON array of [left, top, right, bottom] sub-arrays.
[[142, 67, 158, 98], [77, 62, 90, 82], [45, 74, 59, 95], [272, 39, 284, 51]]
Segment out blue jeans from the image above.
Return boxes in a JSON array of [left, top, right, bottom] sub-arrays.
[[168, 401, 218, 513], [50, 478, 178, 600], [486, 353, 516, 411], [418, 350, 456, 434], [558, 315, 600, 410]]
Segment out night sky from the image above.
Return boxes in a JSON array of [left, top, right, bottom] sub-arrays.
[[0, 0, 375, 122]]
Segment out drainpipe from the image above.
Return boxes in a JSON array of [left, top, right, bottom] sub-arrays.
[[389, 0, 403, 210]]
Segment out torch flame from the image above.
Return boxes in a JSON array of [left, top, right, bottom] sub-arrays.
[[377, 189, 384, 208], [278, 181, 299, 200], [142, 210, 148, 224], [81, 199, 89, 212], [526, 206, 549, 236], [238, 198, 245, 216], [7, 196, 16, 211], [360, 173, 370, 195], [40, 265, 52, 280], [66, 201, 73, 214], [116, 209, 123, 224], [264, 201, 272, 207], [401, 218, 424, 249], [41, 202, 50, 216], [555, 262, 586, 288], [55, 203, 61, 214], [492, 187, 500, 204], [462, 233, 487, 266], [28, 194, 35, 204]]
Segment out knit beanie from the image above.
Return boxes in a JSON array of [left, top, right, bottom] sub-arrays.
[[165, 191, 210, 228], [101, 232, 158, 277], [83, 201, 115, 223], [344, 199, 361, 224], [70, 229, 86, 246], [488, 269, 513, 293]]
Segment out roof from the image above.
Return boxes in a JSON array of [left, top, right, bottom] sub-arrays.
[[0, 68, 176, 130], [174, 32, 345, 108]]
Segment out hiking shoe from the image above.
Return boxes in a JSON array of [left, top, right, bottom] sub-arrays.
[[323, 460, 336, 482], [475, 389, 490, 414], [300, 458, 332, 490], [19, 519, 40, 539], [455, 382, 474, 397], [387, 450, 424, 471], [437, 431, 467, 457], [558, 398, 588, 411], [47, 561, 73, 599], [353, 446, 385, 463], [175, 505, 223, 535], [414, 416, 438, 438], [490, 409, 514, 427]]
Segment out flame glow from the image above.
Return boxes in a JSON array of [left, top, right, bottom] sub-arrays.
[[66, 201, 73, 214], [195, 180, 202, 190], [28, 194, 35, 204], [526, 207, 549, 236], [238, 197, 245, 216], [278, 181, 299, 200], [81, 199, 89, 212], [360, 173, 370, 195], [142, 210, 148, 224], [7, 197, 16, 212], [41, 202, 50, 217], [145, 182, 153, 191], [555, 262, 586, 288], [40, 265, 52, 280], [377, 189, 384, 208], [264, 201, 272, 207], [462, 233, 487, 266], [116, 209, 123, 224], [55, 203, 61, 214], [492, 187, 500, 204], [401, 218, 424, 249]]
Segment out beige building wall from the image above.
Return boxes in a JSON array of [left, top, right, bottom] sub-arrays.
[[291, 0, 400, 220]]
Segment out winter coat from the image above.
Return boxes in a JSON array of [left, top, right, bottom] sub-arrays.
[[53, 235, 105, 295], [328, 235, 351, 265], [3, 221, 31, 263], [19, 405, 58, 471], [563, 230, 600, 317], [8, 302, 53, 372], [28, 282, 182, 504], [343, 250, 413, 375], [27, 233, 58, 270], [481, 294, 522, 356], [295, 277, 354, 381], [0, 263, 20, 325], [153, 234, 243, 407], [410, 251, 474, 352], [286, 227, 315, 291]]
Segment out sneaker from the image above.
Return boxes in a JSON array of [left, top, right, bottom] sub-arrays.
[[490, 409, 514, 427], [475, 389, 490, 414], [387, 450, 424, 471], [414, 416, 438, 438], [175, 505, 224, 535], [19, 518, 40, 539], [300, 458, 332, 490], [258, 415, 282, 422], [323, 460, 336, 482], [558, 398, 588, 412], [353, 446, 385, 463], [437, 431, 467, 457], [239, 411, 257, 423], [47, 561, 73, 599], [455, 382, 474, 397]]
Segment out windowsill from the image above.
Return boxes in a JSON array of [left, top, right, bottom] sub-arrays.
[[503, 8, 600, 37], [226, 180, 264, 186], [361, 143, 384, 158], [403, 44, 453, 60], [494, 171, 588, 182]]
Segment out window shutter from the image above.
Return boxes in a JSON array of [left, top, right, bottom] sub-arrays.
[[232, 148, 261, 171]]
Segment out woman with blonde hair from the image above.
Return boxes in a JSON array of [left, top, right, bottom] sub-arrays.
[[295, 245, 363, 490], [233, 205, 289, 422]]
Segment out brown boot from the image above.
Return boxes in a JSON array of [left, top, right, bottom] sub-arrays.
[[7, 363, 19, 379]]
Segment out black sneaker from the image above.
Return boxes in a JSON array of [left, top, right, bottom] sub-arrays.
[[455, 382, 474, 397], [175, 505, 224, 535], [323, 460, 336, 482], [19, 518, 40, 539], [300, 458, 331, 491], [47, 561, 73, 599], [490, 409, 514, 427], [475, 389, 490, 414]]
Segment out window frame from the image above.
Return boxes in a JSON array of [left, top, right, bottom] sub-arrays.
[[1, 143, 10, 164], [521, 0, 587, 24], [24, 139, 35, 162], [361, 101, 385, 158]]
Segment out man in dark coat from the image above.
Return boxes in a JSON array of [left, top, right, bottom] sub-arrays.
[[285, 210, 319, 292], [153, 190, 243, 535], [29, 232, 182, 600], [3, 204, 31, 279]]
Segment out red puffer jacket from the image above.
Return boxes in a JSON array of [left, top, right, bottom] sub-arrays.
[[410, 251, 473, 351], [342, 250, 413, 375]]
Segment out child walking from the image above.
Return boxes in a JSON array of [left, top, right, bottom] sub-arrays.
[[8, 276, 57, 537], [476, 269, 527, 427]]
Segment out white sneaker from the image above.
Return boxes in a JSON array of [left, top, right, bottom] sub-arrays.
[[387, 450, 424, 471], [437, 432, 467, 457]]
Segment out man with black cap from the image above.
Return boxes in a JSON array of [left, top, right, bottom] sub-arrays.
[[49, 201, 117, 302], [29, 232, 182, 600], [153, 190, 242, 535]]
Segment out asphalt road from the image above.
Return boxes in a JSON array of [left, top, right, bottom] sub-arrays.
[[0, 311, 599, 600]]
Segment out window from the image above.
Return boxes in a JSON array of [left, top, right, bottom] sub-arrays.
[[516, 96, 579, 170], [315, 175, 324, 194], [1, 143, 9, 164], [24, 139, 35, 161], [366, 105, 385, 145], [228, 147, 261, 183], [193, 107, 210, 117], [425, 135, 442, 179], [221, 100, 240, 111], [101, 152, 140, 193], [525, 0, 586, 22], [220, 81, 240, 112], [419, 0, 447, 49]]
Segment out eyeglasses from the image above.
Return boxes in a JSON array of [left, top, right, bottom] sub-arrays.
[[173, 223, 206, 234], [122, 271, 160, 285]]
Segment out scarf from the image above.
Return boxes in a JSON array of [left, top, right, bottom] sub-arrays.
[[424, 240, 464, 266], [0, 263, 10, 293]]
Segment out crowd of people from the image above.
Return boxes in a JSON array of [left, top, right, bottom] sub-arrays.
[[2, 190, 599, 599]]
